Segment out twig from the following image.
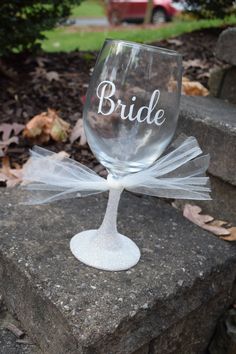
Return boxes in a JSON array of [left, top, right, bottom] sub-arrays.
[[16, 339, 34, 345], [5, 323, 25, 338]]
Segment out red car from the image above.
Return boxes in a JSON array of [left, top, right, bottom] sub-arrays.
[[107, 0, 182, 25]]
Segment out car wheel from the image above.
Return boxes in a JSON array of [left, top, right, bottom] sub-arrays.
[[152, 8, 167, 24], [109, 11, 121, 26]]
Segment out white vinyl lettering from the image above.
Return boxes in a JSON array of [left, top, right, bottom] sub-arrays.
[[97, 80, 116, 115], [96, 80, 166, 126]]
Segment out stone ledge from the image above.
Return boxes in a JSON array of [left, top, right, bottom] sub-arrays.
[[0, 189, 235, 353], [216, 27, 236, 66], [179, 95, 236, 185]]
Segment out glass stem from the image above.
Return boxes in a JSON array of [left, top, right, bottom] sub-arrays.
[[96, 188, 123, 249]]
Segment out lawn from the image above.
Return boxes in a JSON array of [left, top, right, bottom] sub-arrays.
[[42, 16, 236, 52], [70, 0, 105, 18]]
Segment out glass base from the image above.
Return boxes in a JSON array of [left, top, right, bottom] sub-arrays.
[[70, 229, 141, 271]]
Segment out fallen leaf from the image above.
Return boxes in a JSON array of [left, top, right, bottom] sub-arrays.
[[183, 204, 230, 236], [45, 71, 60, 82], [0, 156, 23, 187], [35, 56, 49, 68], [197, 72, 210, 80], [31, 67, 60, 82], [0, 136, 19, 151], [50, 114, 70, 142], [220, 227, 236, 241], [70, 119, 87, 145], [183, 204, 213, 224], [183, 59, 209, 69], [167, 39, 183, 47], [23, 109, 70, 144], [182, 77, 209, 96], [0, 123, 25, 156], [0, 123, 25, 141], [208, 219, 228, 227]]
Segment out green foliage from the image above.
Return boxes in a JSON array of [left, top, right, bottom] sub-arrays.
[[71, 0, 105, 18], [42, 16, 236, 52], [185, 0, 235, 19], [0, 0, 83, 56]]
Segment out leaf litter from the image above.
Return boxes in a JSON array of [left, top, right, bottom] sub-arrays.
[[23, 109, 70, 144], [0, 123, 25, 156], [183, 204, 236, 242]]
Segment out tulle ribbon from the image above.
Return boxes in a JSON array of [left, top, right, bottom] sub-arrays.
[[22, 136, 211, 204]]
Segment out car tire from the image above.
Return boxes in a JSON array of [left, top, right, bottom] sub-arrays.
[[109, 11, 122, 26], [152, 8, 167, 24]]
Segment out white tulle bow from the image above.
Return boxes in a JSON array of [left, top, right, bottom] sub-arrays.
[[22, 136, 211, 204]]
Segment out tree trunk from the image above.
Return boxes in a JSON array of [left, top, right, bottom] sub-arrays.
[[144, 0, 153, 24]]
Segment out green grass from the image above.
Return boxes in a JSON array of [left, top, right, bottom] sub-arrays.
[[42, 16, 236, 52], [70, 0, 105, 18]]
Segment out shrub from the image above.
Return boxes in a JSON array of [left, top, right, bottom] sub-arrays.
[[185, 0, 235, 19], [0, 0, 83, 56]]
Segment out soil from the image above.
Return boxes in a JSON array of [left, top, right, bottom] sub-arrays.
[[0, 27, 229, 172]]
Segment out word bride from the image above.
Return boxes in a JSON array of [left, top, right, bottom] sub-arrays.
[[96, 80, 166, 126]]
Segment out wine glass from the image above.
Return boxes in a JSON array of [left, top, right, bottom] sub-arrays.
[[70, 40, 182, 271]]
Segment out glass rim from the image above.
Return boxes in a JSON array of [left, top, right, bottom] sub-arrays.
[[104, 38, 182, 57]]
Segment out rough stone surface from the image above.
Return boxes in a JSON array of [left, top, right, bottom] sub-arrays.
[[0, 299, 41, 354], [216, 28, 236, 66], [179, 95, 236, 185], [208, 67, 227, 97], [0, 189, 235, 354], [0, 329, 39, 354], [208, 307, 236, 354], [150, 283, 236, 354], [219, 66, 236, 104], [133, 344, 149, 354], [209, 66, 236, 104]]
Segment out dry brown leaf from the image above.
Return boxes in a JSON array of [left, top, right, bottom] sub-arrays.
[[0, 123, 25, 156], [32, 66, 60, 82], [70, 119, 87, 145], [23, 109, 70, 144], [220, 227, 236, 241], [0, 123, 25, 141], [208, 219, 228, 227], [0, 136, 19, 149], [183, 59, 209, 70], [35, 57, 48, 68], [182, 77, 209, 96], [167, 38, 183, 47], [0, 156, 23, 187], [183, 204, 230, 236], [45, 71, 60, 82]]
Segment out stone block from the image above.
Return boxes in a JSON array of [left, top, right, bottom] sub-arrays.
[[216, 27, 236, 66], [209, 307, 236, 354], [0, 189, 235, 354], [150, 282, 236, 354], [209, 67, 227, 97], [220, 66, 236, 104], [209, 66, 236, 104], [178, 95, 236, 185], [133, 344, 149, 354]]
